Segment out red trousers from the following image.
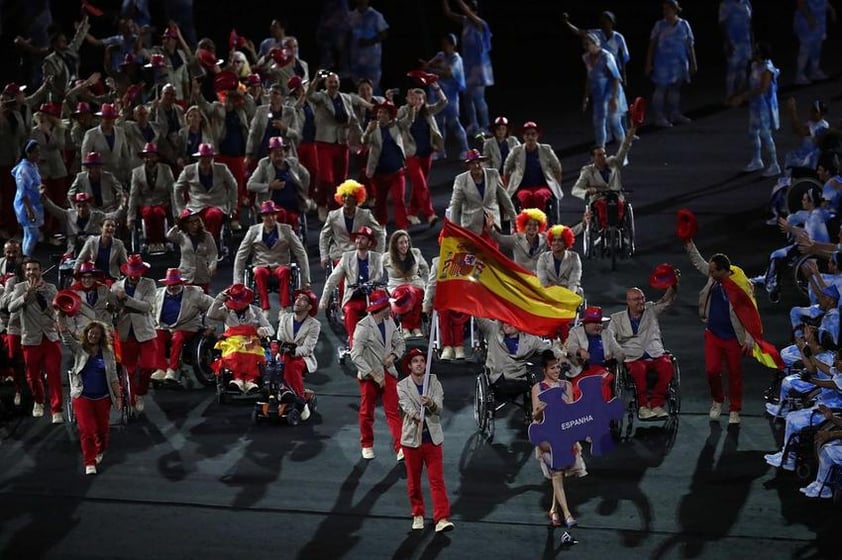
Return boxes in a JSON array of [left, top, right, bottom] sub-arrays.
[[372, 169, 408, 230], [592, 197, 626, 229], [395, 285, 424, 330], [625, 355, 673, 408], [120, 336, 158, 397], [281, 354, 306, 397], [297, 143, 320, 200], [140, 205, 168, 244], [198, 206, 225, 242], [73, 396, 112, 467], [23, 338, 63, 411], [279, 209, 300, 232], [570, 364, 614, 402], [439, 311, 470, 347], [155, 329, 196, 371], [515, 185, 553, 211], [343, 298, 368, 348], [315, 142, 349, 208], [406, 155, 435, 219], [215, 154, 249, 218], [253, 265, 291, 309], [704, 329, 744, 412], [2, 333, 23, 392], [403, 442, 451, 522], [358, 374, 402, 451]]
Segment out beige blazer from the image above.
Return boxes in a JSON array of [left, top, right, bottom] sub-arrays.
[[398, 373, 445, 447], [68, 170, 125, 213], [477, 318, 550, 383], [565, 323, 625, 368], [536, 251, 582, 293], [246, 157, 311, 208], [320, 250, 385, 309], [382, 248, 429, 291], [318, 207, 386, 261], [153, 285, 213, 331], [71, 284, 116, 331], [276, 312, 321, 373], [8, 281, 59, 346], [122, 120, 163, 170], [112, 276, 157, 342], [42, 200, 108, 254], [166, 227, 218, 285], [306, 90, 361, 144], [396, 100, 446, 158], [199, 99, 250, 152], [362, 121, 407, 178], [503, 143, 564, 201], [31, 125, 68, 179], [608, 289, 676, 361], [75, 236, 128, 279], [351, 314, 406, 385], [449, 168, 517, 235], [490, 231, 547, 274], [128, 163, 175, 218], [246, 104, 300, 156], [173, 162, 238, 215], [233, 223, 310, 285], [61, 329, 119, 401], [571, 135, 632, 202], [482, 136, 520, 172], [151, 103, 186, 163], [41, 18, 89, 98], [81, 125, 132, 182], [207, 297, 274, 335]]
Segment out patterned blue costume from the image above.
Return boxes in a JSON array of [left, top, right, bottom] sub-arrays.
[[794, 0, 831, 82], [649, 16, 695, 123], [348, 5, 389, 92], [460, 16, 494, 136], [430, 49, 469, 159], [745, 58, 780, 173], [719, 0, 753, 99], [13, 155, 44, 256], [583, 48, 626, 147]]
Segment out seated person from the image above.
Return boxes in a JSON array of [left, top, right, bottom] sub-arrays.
[[570, 127, 636, 230], [765, 343, 842, 471], [487, 208, 548, 274], [502, 121, 563, 212], [319, 226, 385, 350], [608, 284, 677, 420], [167, 209, 218, 293], [382, 229, 429, 337], [207, 283, 274, 393], [565, 306, 624, 401], [127, 142, 175, 254], [173, 143, 237, 242], [536, 225, 582, 295], [150, 268, 214, 383], [275, 289, 321, 420], [247, 136, 313, 233], [74, 217, 128, 283], [319, 180, 386, 268], [783, 281, 839, 367], [798, 404, 842, 498], [67, 151, 126, 217], [67, 261, 117, 332], [477, 318, 551, 399], [41, 192, 109, 258], [423, 252, 470, 361], [482, 116, 520, 174]]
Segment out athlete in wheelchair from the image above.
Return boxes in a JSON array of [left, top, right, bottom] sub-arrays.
[[127, 142, 175, 255], [502, 121, 564, 225], [234, 200, 310, 320], [473, 318, 552, 439], [564, 306, 623, 403]]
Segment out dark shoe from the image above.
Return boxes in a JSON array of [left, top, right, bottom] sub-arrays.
[[769, 289, 780, 304]]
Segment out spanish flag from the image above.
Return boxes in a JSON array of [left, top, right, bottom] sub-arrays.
[[434, 219, 582, 336], [721, 266, 784, 369], [211, 324, 266, 377]]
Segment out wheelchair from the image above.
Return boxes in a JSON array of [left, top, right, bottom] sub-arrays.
[[427, 312, 485, 363], [212, 336, 268, 405], [251, 343, 318, 426], [324, 260, 343, 329], [511, 190, 561, 227], [474, 367, 537, 441], [150, 328, 218, 389], [611, 353, 681, 441], [582, 191, 635, 272], [130, 210, 173, 257], [332, 280, 388, 364], [779, 411, 839, 481], [769, 170, 822, 223], [243, 262, 302, 309]]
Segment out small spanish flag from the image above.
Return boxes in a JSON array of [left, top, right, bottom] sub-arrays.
[[212, 324, 266, 378], [721, 266, 784, 369], [434, 219, 582, 336]]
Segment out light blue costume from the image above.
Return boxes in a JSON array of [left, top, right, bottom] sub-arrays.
[[12, 155, 44, 256], [823, 175, 842, 213], [589, 28, 630, 70], [765, 206, 831, 295], [348, 5, 389, 92], [747, 58, 780, 168], [794, 0, 830, 81], [809, 439, 842, 498], [649, 17, 694, 120], [719, 0, 753, 98], [430, 50, 469, 159], [460, 16, 494, 136], [316, 0, 350, 72], [785, 118, 829, 171], [583, 48, 626, 147]]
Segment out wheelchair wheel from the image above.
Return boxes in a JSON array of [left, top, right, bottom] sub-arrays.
[[610, 367, 631, 441], [192, 333, 218, 387], [668, 355, 682, 416], [624, 202, 635, 258], [286, 407, 301, 426], [120, 367, 134, 425], [792, 254, 825, 298], [796, 461, 815, 481], [786, 177, 823, 215], [583, 216, 593, 259], [608, 228, 619, 271], [473, 372, 494, 440]]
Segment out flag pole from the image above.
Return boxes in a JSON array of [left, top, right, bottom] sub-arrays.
[[419, 309, 438, 425]]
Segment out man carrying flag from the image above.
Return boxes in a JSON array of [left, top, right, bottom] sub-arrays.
[[680, 209, 783, 425]]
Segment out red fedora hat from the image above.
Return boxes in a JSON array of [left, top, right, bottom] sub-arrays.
[[366, 289, 391, 313], [401, 347, 426, 376], [293, 289, 319, 317], [52, 290, 82, 317], [463, 148, 488, 164], [581, 306, 606, 324], [224, 283, 254, 311], [214, 71, 240, 93], [74, 260, 103, 280], [268, 136, 286, 151], [406, 68, 439, 86], [676, 208, 698, 242], [192, 143, 215, 158], [139, 142, 159, 156], [72, 101, 91, 116], [269, 47, 294, 67], [71, 192, 94, 204], [120, 254, 151, 277], [350, 226, 376, 243], [390, 285, 417, 317], [96, 103, 118, 119], [159, 268, 185, 285], [521, 121, 542, 136], [144, 53, 167, 69], [82, 152, 103, 166], [649, 263, 679, 290], [373, 100, 397, 120]]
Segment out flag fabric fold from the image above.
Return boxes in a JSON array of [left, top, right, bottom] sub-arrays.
[[433, 219, 582, 336], [212, 324, 266, 377], [722, 265, 784, 369]]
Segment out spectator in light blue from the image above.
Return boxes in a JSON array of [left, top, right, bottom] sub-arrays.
[[793, 0, 837, 85], [443, 0, 494, 137], [258, 19, 295, 60], [85, 17, 141, 74], [564, 11, 630, 90], [719, 0, 753, 101], [581, 33, 626, 150], [424, 34, 469, 160], [13, 141, 45, 257], [348, 0, 389, 93], [122, 0, 151, 28]]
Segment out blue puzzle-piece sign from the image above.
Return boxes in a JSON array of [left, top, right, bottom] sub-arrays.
[[528, 375, 624, 470]]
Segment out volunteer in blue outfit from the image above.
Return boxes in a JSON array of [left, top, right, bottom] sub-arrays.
[[719, 0, 753, 101], [793, 0, 837, 85], [348, 0, 389, 93], [581, 33, 626, 150], [424, 34, 469, 161], [13, 140, 44, 257], [645, 0, 698, 128], [565, 11, 630, 84]]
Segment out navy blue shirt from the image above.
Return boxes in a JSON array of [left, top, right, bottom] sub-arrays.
[[160, 290, 183, 326], [95, 242, 111, 275], [497, 140, 510, 172], [165, 107, 181, 135], [357, 257, 370, 284], [104, 131, 115, 151], [410, 118, 432, 157], [302, 103, 316, 144], [377, 320, 386, 344], [521, 148, 545, 187], [219, 111, 246, 156], [271, 165, 298, 211], [707, 282, 737, 339], [80, 349, 109, 399], [586, 333, 605, 365], [293, 318, 304, 337], [262, 225, 279, 247], [85, 288, 98, 307], [343, 214, 355, 234], [474, 178, 486, 200], [503, 334, 519, 355], [331, 95, 349, 124], [89, 178, 104, 207], [199, 170, 213, 191], [628, 311, 651, 358], [375, 126, 404, 175]]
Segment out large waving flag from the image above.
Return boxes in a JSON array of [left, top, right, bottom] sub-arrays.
[[212, 324, 266, 377], [433, 219, 582, 336], [722, 266, 785, 369]]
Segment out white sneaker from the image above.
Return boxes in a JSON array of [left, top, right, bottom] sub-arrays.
[[32, 403, 44, 417], [709, 401, 722, 420], [651, 406, 669, 419], [164, 369, 178, 382], [300, 403, 311, 421], [742, 160, 764, 172], [728, 411, 741, 424], [230, 220, 242, 231], [454, 346, 466, 360], [361, 447, 375, 460], [765, 451, 783, 467], [435, 519, 455, 533], [765, 402, 782, 417], [85, 465, 97, 475], [95, 453, 104, 465], [13, 392, 21, 406], [411, 329, 423, 337], [150, 369, 167, 381], [229, 379, 245, 392], [397, 448, 404, 462], [440, 346, 454, 361], [638, 406, 654, 419], [52, 412, 64, 424], [244, 380, 260, 393], [134, 395, 144, 413], [407, 215, 421, 225], [412, 515, 424, 530], [762, 162, 781, 177]]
